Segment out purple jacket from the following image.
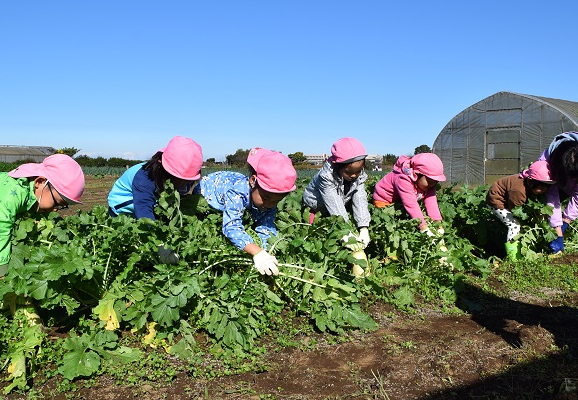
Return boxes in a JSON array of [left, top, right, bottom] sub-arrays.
[[539, 132, 578, 227]]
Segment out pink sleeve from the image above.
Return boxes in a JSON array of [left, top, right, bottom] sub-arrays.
[[395, 176, 427, 228], [423, 187, 442, 221]]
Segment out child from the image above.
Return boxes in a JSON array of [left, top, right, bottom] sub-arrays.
[[486, 160, 555, 260], [373, 153, 446, 235], [108, 136, 203, 220], [536, 132, 578, 253], [193, 148, 297, 276], [0, 154, 85, 275], [302, 137, 371, 247], [108, 136, 203, 265]]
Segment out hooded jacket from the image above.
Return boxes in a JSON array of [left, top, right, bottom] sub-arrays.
[[372, 155, 442, 228], [538, 132, 578, 227]]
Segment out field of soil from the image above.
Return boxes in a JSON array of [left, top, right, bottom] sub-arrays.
[[9, 175, 578, 400]]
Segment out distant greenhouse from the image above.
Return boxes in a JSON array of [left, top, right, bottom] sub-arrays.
[[432, 91, 578, 185], [0, 145, 56, 163]]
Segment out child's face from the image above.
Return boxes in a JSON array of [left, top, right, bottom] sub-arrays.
[[170, 177, 197, 191], [531, 182, 551, 195], [34, 179, 68, 212], [339, 160, 364, 182], [416, 175, 438, 192], [250, 176, 286, 211]]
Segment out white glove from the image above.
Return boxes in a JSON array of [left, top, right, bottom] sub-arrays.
[[437, 226, 445, 235], [253, 250, 279, 276], [342, 232, 364, 251], [158, 244, 180, 265], [358, 227, 370, 247], [422, 228, 436, 237]]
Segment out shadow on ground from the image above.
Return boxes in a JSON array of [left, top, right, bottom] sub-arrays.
[[421, 282, 578, 400]]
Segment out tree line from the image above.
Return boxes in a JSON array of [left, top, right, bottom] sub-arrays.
[[55, 144, 432, 169]]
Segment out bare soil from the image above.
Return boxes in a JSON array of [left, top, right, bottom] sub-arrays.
[[6, 175, 578, 400]]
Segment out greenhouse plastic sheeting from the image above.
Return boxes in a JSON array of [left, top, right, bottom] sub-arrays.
[[432, 91, 578, 185]]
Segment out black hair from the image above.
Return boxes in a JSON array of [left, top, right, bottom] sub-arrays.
[[548, 141, 578, 187], [246, 163, 260, 192], [247, 164, 257, 177], [142, 151, 172, 193]]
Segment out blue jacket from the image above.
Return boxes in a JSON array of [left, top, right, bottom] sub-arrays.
[[107, 163, 158, 220]]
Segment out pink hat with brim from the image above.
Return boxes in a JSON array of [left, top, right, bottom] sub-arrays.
[[247, 148, 297, 193], [411, 153, 446, 182], [8, 154, 85, 204], [328, 137, 367, 164], [520, 160, 556, 183], [159, 136, 203, 180]]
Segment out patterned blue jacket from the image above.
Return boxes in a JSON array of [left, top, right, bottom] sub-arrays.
[[194, 171, 277, 250]]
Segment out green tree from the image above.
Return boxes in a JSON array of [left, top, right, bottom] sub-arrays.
[[382, 154, 398, 166], [414, 144, 431, 155], [226, 149, 250, 167], [288, 151, 307, 165], [57, 147, 81, 158]]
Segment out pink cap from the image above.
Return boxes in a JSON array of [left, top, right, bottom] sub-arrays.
[[328, 137, 367, 163], [520, 160, 555, 183], [247, 148, 297, 193], [159, 136, 203, 180], [411, 153, 446, 182], [8, 154, 85, 204]]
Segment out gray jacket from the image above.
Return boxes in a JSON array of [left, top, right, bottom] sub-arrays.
[[302, 161, 371, 227]]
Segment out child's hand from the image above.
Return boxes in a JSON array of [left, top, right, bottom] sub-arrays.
[[342, 231, 365, 251], [253, 250, 279, 276], [549, 236, 564, 254], [358, 227, 370, 247], [158, 244, 180, 265], [421, 227, 436, 237]]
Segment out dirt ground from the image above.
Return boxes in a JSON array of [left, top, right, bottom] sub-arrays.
[[9, 175, 578, 400]]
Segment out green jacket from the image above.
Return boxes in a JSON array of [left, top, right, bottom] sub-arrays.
[[0, 173, 37, 265]]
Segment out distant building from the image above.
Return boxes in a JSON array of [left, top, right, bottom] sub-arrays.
[[0, 145, 56, 163], [305, 153, 382, 166], [305, 154, 328, 165], [366, 154, 382, 165]]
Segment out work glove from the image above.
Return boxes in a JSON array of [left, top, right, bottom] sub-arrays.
[[562, 222, 570, 234], [158, 244, 180, 265], [437, 226, 445, 236], [341, 232, 365, 251], [504, 241, 521, 261], [358, 227, 370, 247], [549, 236, 565, 254], [421, 228, 436, 237], [253, 250, 279, 276]]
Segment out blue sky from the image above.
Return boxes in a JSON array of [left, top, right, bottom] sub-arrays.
[[1, 1, 577, 162]]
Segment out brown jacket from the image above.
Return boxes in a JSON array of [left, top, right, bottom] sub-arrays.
[[486, 174, 527, 210]]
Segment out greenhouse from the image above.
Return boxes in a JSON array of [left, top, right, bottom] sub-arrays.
[[0, 145, 55, 163], [432, 91, 578, 185]]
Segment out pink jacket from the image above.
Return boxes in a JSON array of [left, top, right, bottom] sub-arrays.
[[373, 155, 442, 228]]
